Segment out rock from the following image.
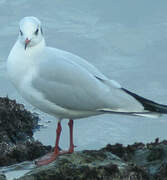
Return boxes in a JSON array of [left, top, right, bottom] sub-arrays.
[[16, 140, 167, 180], [0, 97, 38, 143], [0, 140, 51, 166], [0, 97, 51, 166], [16, 150, 148, 180], [0, 174, 6, 180]]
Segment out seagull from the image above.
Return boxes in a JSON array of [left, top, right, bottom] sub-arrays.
[[7, 16, 167, 166]]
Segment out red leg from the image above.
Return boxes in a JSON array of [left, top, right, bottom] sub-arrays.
[[35, 121, 62, 166], [35, 120, 75, 166], [54, 122, 62, 154], [68, 119, 74, 153]]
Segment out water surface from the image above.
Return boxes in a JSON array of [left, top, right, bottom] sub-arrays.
[[1, 0, 167, 179]]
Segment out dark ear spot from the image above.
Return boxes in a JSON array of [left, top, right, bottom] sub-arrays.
[[20, 29, 23, 36], [35, 28, 39, 35], [41, 27, 43, 35]]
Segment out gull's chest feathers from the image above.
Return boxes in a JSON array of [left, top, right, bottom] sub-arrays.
[[7, 41, 40, 89]]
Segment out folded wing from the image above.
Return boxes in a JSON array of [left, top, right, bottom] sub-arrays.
[[32, 47, 144, 113]]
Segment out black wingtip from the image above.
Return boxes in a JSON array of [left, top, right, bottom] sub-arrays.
[[122, 88, 167, 114]]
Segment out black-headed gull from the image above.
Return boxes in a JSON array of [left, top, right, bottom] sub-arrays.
[[7, 16, 167, 165]]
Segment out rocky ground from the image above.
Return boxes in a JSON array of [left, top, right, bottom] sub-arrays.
[[0, 97, 167, 180], [16, 140, 167, 180], [0, 97, 51, 179]]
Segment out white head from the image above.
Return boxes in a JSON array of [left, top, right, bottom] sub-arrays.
[[19, 16, 43, 50]]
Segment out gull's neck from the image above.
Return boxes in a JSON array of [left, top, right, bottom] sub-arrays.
[[7, 37, 46, 88]]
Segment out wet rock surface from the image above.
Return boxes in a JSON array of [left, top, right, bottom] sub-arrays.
[[17, 140, 167, 180], [16, 150, 147, 180], [0, 97, 51, 179], [1, 97, 167, 180]]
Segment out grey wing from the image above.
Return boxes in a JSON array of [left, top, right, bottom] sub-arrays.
[[47, 48, 122, 88], [32, 48, 111, 111], [32, 47, 143, 112]]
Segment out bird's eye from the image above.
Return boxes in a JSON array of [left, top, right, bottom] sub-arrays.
[[20, 30, 23, 36], [35, 28, 39, 35]]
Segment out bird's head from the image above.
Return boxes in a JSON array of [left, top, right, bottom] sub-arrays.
[[19, 16, 43, 50]]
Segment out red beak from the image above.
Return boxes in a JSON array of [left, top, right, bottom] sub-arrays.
[[25, 38, 31, 50]]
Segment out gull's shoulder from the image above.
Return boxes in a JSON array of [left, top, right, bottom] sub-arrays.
[[40, 46, 121, 88], [43, 46, 106, 77]]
